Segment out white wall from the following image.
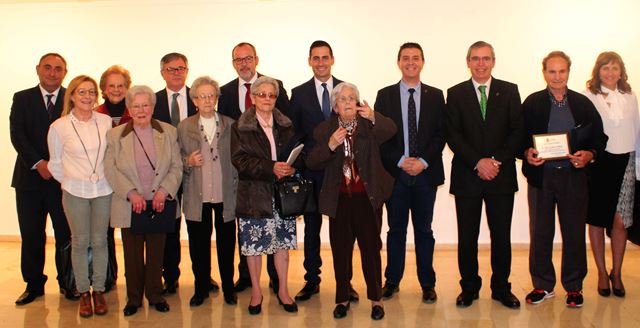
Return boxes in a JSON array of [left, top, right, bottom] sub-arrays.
[[1, 0, 639, 245]]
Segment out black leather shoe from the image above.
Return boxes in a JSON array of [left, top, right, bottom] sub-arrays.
[[234, 278, 251, 292], [209, 278, 220, 292], [492, 291, 520, 309], [371, 305, 385, 320], [15, 290, 44, 305], [456, 291, 479, 307], [349, 285, 359, 302], [122, 304, 139, 316], [152, 301, 170, 312], [598, 287, 611, 297], [381, 282, 399, 299], [163, 281, 178, 295], [224, 292, 238, 305], [269, 279, 279, 294], [422, 286, 437, 304], [333, 303, 350, 319], [248, 296, 262, 315], [295, 282, 320, 301], [60, 287, 81, 300], [277, 296, 298, 313], [189, 293, 208, 307], [610, 273, 626, 297]]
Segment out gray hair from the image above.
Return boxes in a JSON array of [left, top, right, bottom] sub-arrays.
[[126, 85, 156, 108], [331, 82, 360, 110], [466, 41, 495, 61], [189, 76, 220, 100], [251, 76, 279, 98], [160, 52, 188, 70]]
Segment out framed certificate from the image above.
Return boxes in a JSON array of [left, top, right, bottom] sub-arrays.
[[532, 133, 570, 160]]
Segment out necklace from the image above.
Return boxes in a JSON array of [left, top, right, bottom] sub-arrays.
[[200, 113, 220, 161], [70, 116, 101, 184]]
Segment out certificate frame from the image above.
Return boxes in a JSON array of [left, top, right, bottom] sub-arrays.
[[532, 133, 570, 160]]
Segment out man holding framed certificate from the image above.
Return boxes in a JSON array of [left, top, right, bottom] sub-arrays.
[[521, 51, 607, 308]]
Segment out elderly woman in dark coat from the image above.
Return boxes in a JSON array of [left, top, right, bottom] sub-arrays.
[[306, 82, 396, 320], [231, 76, 300, 315]]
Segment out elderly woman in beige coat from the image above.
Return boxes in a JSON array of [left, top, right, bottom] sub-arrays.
[[178, 76, 238, 307], [104, 85, 182, 316]]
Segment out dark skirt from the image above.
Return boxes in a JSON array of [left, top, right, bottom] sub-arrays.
[[587, 151, 629, 228]]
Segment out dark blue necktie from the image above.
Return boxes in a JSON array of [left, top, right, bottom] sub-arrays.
[[321, 82, 330, 119], [408, 88, 418, 157]]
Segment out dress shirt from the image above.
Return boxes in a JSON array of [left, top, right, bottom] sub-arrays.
[[47, 111, 113, 198], [471, 77, 492, 104], [237, 74, 258, 113], [397, 81, 428, 169], [584, 87, 639, 154], [38, 85, 61, 108], [314, 77, 334, 110], [166, 86, 189, 122]]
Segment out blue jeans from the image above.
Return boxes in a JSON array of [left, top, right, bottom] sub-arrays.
[[61, 191, 112, 293], [384, 171, 437, 287]]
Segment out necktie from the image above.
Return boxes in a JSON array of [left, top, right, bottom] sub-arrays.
[[46, 94, 54, 120], [244, 83, 253, 111], [171, 93, 180, 127], [408, 88, 418, 157], [478, 85, 487, 120], [321, 82, 330, 119]]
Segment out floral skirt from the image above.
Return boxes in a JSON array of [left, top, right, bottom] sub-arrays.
[[238, 199, 297, 256]]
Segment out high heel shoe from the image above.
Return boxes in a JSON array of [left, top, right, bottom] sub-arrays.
[[609, 273, 626, 298], [248, 296, 263, 315], [277, 294, 298, 313], [597, 275, 611, 297]]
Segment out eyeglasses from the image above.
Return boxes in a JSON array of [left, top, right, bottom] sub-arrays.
[[195, 93, 216, 101], [232, 56, 255, 64], [130, 103, 152, 111], [163, 66, 188, 74], [469, 56, 493, 63], [76, 89, 97, 97], [253, 92, 277, 100], [336, 96, 357, 104]]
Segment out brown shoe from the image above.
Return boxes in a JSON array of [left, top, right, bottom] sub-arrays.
[[92, 291, 108, 315], [79, 292, 93, 318]]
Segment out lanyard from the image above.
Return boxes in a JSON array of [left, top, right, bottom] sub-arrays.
[[132, 129, 156, 171], [70, 118, 101, 183]]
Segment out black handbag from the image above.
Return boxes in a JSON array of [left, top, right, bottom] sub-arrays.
[[130, 199, 177, 234], [274, 174, 316, 218]]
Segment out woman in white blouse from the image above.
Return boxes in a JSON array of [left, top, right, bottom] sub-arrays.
[[47, 75, 113, 317], [584, 52, 639, 298]]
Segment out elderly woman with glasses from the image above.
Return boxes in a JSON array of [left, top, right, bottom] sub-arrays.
[[231, 75, 301, 315], [306, 82, 396, 320], [177, 76, 239, 306], [47, 75, 113, 317], [104, 85, 182, 316]]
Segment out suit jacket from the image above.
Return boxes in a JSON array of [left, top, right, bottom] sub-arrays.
[[10, 85, 65, 190], [153, 87, 197, 124], [306, 112, 396, 218], [177, 112, 238, 223], [104, 120, 183, 228], [446, 78, 524, 196], [521, 88, 607, 189], [375, 82, 446, 186], [218, 73, 290, 120]]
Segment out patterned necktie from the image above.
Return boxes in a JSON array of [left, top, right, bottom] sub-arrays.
[[46, 94, 54, 120], [408, 88, 418, 157], [171, 93, 180, 127], [244, 83, 253, 111], [478, 85, 487, 120], [321, 82, 330, 119]]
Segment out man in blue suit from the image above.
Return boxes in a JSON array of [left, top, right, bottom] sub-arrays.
[[375, 43, 446, 304], [290, 40, 358, 302]]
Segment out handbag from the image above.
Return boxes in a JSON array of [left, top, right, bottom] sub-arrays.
[[274, 174, 316, 218], [130, 199, 177, 234]]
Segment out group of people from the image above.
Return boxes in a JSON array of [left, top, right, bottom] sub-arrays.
[[9, 40, 637, 321]]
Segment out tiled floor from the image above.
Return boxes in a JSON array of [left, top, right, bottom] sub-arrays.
[[0, 240, 638, 327]]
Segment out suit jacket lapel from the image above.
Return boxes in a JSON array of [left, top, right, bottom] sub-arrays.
[[464, 79, 485, 124], [120, 132, 143, 191], [485, 79, 501, 121]]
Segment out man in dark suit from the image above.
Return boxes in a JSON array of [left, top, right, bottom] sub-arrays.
[[218, 42, 287, 293], [289, 40, 358, 302], [152, 52, 206, 294], [446, 41, 523, 309], [10, 53, 75, 305], [375, 42, 446, 304]]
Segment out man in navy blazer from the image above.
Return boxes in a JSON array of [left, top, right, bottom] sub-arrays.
[[218, 42, 286, 293], [10, 53, 73, 305], [289, 40, 359, 302], [152, 52, 201, 295], [375, 42, 445, 304], [446, 41, 523, 309]]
